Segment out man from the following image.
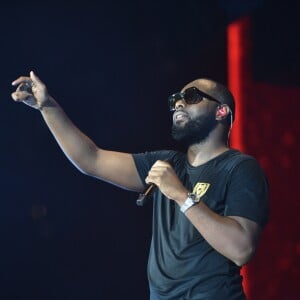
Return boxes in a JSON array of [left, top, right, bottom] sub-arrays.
[[11, 72, 269, 299]]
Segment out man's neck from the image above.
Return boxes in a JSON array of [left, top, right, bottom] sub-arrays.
[[187, 140, 229, 167]]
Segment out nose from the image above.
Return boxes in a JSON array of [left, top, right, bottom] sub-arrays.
[[174, 99, 186, 111]]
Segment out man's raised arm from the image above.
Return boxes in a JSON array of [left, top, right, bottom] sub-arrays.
[[11, 71, 144, 192]]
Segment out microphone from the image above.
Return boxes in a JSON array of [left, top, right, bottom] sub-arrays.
[[136, 159, 172, 206], [136, 183, 156, 206]]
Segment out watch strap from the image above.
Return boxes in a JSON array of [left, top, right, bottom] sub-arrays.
[[180, 193, 200, 213]]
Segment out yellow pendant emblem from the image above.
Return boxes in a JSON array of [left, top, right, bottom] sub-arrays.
[[192, 182, 210, 198]]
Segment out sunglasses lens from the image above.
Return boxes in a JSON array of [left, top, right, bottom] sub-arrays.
[[168, 88, 209, 111], [183, 87, 203, 104]]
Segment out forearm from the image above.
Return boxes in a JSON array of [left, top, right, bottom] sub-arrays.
[[40, 97, 99, 175], [145, 161, 259, 265], [183, 201, 257, 266]]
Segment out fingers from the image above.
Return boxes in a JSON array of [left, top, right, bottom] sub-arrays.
[[11, 90, 33, 102], [30, 71, 44, 86], [11, 71, 49, 110], [152, 160, 172, 168], [12, 71, 44, 87], [16, 82, 32, 93], [150, 160, 172, 174], [146, 160, 172, 184], [145, 160, 186, 201], [11, 76, 32, 86]]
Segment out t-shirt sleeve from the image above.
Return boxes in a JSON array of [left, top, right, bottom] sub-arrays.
[[224, 158, 270, 228]]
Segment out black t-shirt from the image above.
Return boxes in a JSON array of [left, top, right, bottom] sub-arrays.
[[133, 149, 269, 300]]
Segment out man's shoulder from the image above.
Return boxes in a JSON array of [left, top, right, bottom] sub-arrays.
[[222, 150, 268, 184], [226, 148, 257, 161], [221, 149, 259, 171]]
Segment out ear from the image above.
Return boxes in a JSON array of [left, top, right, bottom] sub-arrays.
[[216, 104, 230, 120]]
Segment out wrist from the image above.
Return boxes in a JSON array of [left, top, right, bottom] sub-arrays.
[[180, 192, 202, 214], [39, 96, 58, 112], [174, 189, 189, 206]]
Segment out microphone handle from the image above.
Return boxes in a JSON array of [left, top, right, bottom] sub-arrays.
[[136, 183, 156, 206], [136, 158, 172, 206]]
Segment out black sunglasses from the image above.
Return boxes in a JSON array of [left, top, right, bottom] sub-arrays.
[[168, 87, 221, 111]]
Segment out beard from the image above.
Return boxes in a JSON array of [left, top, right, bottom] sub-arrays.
[[171, 111, 218, 147]]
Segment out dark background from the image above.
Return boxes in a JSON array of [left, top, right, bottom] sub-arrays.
[[0, 1, 299, 299]]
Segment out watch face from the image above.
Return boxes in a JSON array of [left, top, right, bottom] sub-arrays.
[[188, 193, 201, 203]]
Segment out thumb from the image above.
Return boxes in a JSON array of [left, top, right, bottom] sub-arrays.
[[30, 71, 43, 85]]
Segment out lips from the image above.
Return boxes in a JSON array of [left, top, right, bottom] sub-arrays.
[[173, 111, 189, 123]]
